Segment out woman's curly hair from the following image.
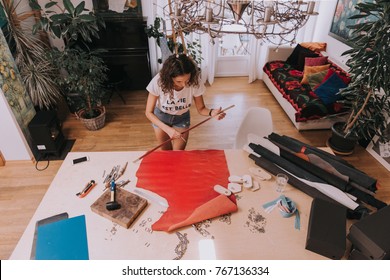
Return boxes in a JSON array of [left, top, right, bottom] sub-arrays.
[[158, 54, 200, 96]]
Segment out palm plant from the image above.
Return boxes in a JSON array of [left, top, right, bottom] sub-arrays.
[[338, 0, 390, 143], [0, 0, 62, 110]]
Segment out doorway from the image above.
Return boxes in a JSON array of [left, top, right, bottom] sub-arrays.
[[215, 32, 250, 77]]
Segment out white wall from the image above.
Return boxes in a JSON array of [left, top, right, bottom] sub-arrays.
[[312, 0, 351, 68], [0, 89, 33, 160]]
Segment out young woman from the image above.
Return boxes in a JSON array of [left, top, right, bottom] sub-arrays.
[[145, 54, 226, 150]]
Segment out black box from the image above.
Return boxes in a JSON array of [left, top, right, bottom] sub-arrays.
[[347, 205, 390, 260], [348, 248, 371, 260], [305, 198, 347, 259], [28, 111, 66, 157]]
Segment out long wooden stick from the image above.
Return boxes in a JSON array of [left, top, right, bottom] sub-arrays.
[[133, 105, 235, 163]]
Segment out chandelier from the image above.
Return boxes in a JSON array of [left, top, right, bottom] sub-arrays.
[[164, 0, 319, 45]]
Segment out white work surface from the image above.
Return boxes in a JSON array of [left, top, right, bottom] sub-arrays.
[[11, 150, 327, 260]]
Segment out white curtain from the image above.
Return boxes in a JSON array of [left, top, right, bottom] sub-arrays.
[[200, 34, 218, 85], [248, 36, 261, 83]]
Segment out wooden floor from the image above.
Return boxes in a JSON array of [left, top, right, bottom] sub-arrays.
[[1, 77, 389, 259]]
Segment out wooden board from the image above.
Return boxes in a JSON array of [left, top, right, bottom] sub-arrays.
[[90, 188, 148, 228]]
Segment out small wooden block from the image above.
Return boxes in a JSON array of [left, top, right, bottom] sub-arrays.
[[91, 188, 148, 228]]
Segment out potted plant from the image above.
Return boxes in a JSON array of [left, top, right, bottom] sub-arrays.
[[328, 0, 390, 154], [29, 0, 109, 130], [0, 0, 62, 110], [48, 47, 108, 130]]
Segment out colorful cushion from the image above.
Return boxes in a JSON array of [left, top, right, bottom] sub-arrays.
[[322, 68, 351, 85], [263, 61, 349, 121], [297, 49, 319, 72], [286, 44, 305, 68], [286, 44, 319, 71], [305, 56, 328, 67], [307, 70, 329, 90], [301, 64, 330, 84], [314, 73, 348, 105], [300, 42, 327, 52]]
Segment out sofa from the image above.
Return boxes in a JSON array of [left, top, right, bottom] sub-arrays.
[[262, 44, 350, 130]]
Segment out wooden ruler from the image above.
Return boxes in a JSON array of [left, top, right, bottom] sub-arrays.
[[133, 105, 235, 163]]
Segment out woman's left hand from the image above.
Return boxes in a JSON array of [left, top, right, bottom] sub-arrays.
[[212, 107, 226, 120]]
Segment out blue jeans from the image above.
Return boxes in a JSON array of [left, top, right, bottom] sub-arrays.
[[152, 107, 190, 129]]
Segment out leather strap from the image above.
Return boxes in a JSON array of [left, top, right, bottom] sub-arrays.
[[263, 195, 300, 230]]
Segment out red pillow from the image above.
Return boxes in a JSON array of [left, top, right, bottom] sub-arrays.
[[322, 68, 351, 85], [305, 56, 328, 66]]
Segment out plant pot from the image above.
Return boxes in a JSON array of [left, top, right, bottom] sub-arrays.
[[76, 106, 106, 131], [327, 122, 358, 155]]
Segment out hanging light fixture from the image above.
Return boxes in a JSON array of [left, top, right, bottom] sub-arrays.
[[165, 0, 319, 45]]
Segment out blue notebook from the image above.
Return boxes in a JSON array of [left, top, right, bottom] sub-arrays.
[[36, 214, 89, 260]]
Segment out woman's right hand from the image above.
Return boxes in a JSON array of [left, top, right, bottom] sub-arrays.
[[167, 127, 182, 139]]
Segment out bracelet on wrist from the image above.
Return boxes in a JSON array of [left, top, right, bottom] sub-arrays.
[[209, 109, 213, 116]]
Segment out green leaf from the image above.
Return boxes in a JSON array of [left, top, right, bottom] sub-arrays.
[[51, 25, 62, 39], [75, 1, 86, 16], [45, 1, 58, 9], [79, 14, 96, 22], [29, 0, 42, 10], [63, 0, 75, 15]]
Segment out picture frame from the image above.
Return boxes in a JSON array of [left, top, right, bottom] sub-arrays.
[[328, 0, 373, 46], [92, 0, 142, 17], [123, 0, 143, 17], [366, 130, 390, 172]]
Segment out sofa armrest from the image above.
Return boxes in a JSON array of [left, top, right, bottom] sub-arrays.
[[266, 46, 294, 63]]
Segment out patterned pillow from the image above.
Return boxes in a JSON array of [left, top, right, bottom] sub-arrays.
[[305, 56, 328, 67], [314, 73, 348, 105], [301, 64, 330, 84]]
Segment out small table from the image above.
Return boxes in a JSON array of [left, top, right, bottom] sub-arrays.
[[10, 150, 325, 260]]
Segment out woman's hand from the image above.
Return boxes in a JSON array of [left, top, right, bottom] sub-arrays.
[[167, 127, 182, 139], [211, 107, 226, 120]]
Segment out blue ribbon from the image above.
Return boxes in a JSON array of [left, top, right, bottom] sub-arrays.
[[263, 195, 300, 230]]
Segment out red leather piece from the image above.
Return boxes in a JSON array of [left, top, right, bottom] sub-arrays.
[[136, 150, 237, 232]]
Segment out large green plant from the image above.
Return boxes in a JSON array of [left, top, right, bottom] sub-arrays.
[[339, 0, 390, 142], [29, 0, 104, 48], [48, 47, 107, 118], [29, 0, 108, 118], [0, 0, 62, 110]]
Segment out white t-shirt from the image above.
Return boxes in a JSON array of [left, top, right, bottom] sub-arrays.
[[146, 74, 206, 115]]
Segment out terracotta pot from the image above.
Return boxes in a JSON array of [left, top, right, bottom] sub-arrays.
[[327, 122, 358, 155]]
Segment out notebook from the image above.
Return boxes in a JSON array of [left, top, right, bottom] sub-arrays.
[[35, 214, 89, 260], [31, 212, 69, 259]]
